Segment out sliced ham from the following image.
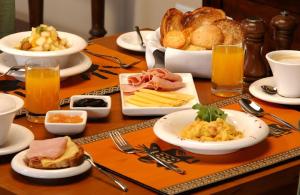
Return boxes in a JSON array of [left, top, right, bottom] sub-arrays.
[[122, 68, 184, 93], [145, 76, 185, 91], [147, 68, 182, 82], [26, 137, 67, 160]]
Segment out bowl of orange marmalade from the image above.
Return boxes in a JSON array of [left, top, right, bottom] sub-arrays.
[[45, 110, 87, 135]]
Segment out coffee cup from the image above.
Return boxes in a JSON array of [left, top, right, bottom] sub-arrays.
[[0, 94, 24, 145], [266, 50, 300, 98]]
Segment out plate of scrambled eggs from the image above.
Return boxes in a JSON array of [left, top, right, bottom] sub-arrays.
[[153, 108, 269, 155]]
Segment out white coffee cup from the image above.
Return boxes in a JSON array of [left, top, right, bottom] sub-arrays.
[[0, 94, 24, 145], [266, 50, 300, 98]]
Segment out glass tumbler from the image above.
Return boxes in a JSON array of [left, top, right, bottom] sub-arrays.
[[25, 58, 60, 123], [211, 44, 244, 97]]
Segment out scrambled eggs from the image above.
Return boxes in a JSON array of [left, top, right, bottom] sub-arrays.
[[180, 118, 243, 142]]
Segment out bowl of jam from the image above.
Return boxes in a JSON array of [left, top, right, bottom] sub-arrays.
[[45, 110, 87, 135], [70, 95, 111, 118]]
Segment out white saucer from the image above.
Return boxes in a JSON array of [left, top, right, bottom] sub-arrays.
[[249, 77, 300, 105], [116, 30, 153, 52], [0, 124, 34, 155], [0, 52, 92, 81], [11, 150, 92, 179]]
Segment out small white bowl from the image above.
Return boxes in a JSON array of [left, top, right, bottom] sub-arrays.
[[70, 95, 111, 118], [45, 110, 87, 135], [0, 31, 87, 68]]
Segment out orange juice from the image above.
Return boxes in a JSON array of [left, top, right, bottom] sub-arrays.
[[25, 66, 60, 123], [211, 45, 244, 97]]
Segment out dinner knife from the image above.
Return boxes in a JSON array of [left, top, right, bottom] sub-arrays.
[[141, 145, 185, 175]]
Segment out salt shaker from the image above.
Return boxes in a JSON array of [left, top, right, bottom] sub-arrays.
[[241, 16, 268, 82], [270, 10, 297, 50]]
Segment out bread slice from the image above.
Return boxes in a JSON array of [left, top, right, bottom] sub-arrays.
[[160, 8, 184, 45], [25, 137, 84, 169], [213, 19, 243, 45]]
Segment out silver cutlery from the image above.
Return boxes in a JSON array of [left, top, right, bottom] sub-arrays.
[[137, 144, 185, 175], [84, 153, 128, 192], [84, 49, 139, 68], [261, 85, 277, 95], [135, 26, 145, 48], [0, 65, 25, 77], [109, 131, 185, 174], [239, 98, 299, 130], [109, 131, 139, 154]]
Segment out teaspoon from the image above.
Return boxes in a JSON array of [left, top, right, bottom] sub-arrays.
[[239, 98, 298, 130], [261, 85, 277, 95]]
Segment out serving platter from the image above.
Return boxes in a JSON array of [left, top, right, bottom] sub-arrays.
[[119, 73, 200, 116]]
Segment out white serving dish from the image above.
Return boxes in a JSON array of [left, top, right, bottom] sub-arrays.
[[153, 109, 269, 155], [119, 73, 200, 116], [70, 95, 111, 118], [0, 31, 87, 68], [45, 110, 87, 135], [145, 28, 212, 78], [0, 52, 91, 81]]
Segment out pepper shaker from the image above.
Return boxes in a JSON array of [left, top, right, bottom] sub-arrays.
[[241, 16, 268, 82], [270, 10, 298, 50]]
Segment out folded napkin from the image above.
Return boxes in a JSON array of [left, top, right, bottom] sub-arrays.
[[145, 29, 212, 78]]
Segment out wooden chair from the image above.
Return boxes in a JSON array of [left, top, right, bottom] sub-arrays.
[[28, 0, 106, 38]]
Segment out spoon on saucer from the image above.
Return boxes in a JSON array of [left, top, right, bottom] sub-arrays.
[[261, 85, 277, 95], [239, 98, 299, 130]]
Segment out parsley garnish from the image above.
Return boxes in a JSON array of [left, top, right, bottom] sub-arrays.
[[192, 103, 227, 122]]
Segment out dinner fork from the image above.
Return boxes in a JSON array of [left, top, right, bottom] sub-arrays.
[[0, 65, 25, 77], [109, 131, 139, 154], [84, 49, 140, 68]]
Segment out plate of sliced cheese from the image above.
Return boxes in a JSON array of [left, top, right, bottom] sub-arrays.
[[119, 68, 200, 116]]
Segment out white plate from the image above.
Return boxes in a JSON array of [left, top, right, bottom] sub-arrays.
[[154, 109, 269, 155], [0, 124, 34, 156], [11, 150, 92, 179], [249, 77, 300, 105], [0, 52, 92, 81], [119, 73, 200, 116], [116, 30, 154, 52]]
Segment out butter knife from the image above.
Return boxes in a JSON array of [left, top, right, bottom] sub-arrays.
[[140, 145, 185, 175]]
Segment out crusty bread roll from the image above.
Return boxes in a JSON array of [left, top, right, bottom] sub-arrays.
[[213, 19, 243, 45], [191, 25, 224, 49], [183, 7, 226, 30], [163, 30, 186, 49], [24, 137, 84, 169]]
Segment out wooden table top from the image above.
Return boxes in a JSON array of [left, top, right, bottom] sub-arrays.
[[0, 34, 299, 195]]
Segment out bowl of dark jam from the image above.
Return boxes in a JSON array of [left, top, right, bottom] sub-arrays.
[[70, 95, 111, 118]]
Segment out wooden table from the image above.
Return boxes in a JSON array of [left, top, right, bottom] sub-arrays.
[[0, 34, 299, 195]]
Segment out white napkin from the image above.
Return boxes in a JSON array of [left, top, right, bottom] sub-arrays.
[[145, 29, 212, 78]]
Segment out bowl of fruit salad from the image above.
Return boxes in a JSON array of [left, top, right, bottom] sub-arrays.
[[0, 24, 87, 68]]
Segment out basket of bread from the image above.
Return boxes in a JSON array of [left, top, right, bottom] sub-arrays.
[[145, 7, 243, 78]]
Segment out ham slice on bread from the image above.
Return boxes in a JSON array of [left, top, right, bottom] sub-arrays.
[[25, 136, 84, 169], [26, 137, 67, 160], [121, 68, 185, 94]]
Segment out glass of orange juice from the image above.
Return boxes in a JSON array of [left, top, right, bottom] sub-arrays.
[[211, 44, 244, 97], [25, 58, 60, 123]]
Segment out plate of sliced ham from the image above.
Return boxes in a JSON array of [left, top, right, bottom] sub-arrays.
[[119, 68, 200, 116]]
